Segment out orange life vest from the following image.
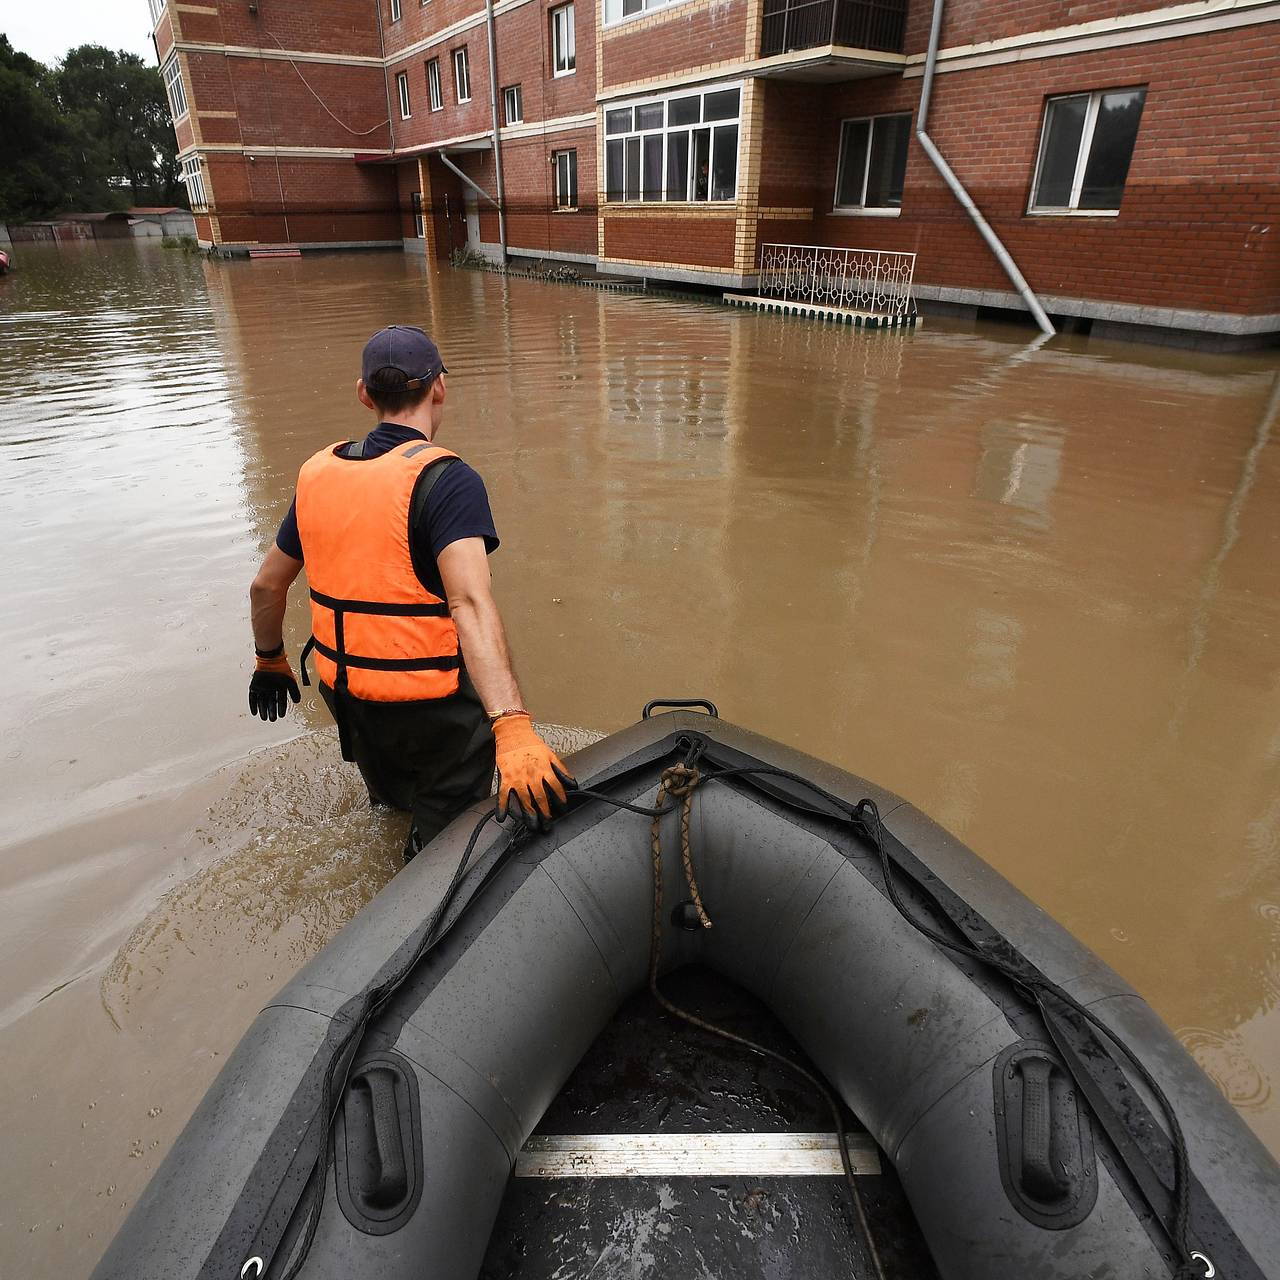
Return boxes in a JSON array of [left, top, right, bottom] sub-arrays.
[[295, 438, 462, 702]]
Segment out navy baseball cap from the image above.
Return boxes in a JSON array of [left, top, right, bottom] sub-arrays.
[[361, 325, 447, 390]]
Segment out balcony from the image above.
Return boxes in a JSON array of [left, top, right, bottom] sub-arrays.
[[759, 0, 908, 79]]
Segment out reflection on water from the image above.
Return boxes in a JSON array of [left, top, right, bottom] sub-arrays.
[[1, 242, 1279, 1278]]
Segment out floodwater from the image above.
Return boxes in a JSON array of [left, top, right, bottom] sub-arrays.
[[0, 240, 1277, 1277]]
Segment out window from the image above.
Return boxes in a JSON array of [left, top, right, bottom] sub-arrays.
[[180, 154, 207, 212], [412, 191, 425, 237], [390, 0, 402, 21], [503, 84, 523, 125], [1030, 87, 1147, 213], [162, 56, 188, 120], [553, 149, 578, 208], [604, 84, 739, 203], [834, 113, 910, 211], [453, 47, 471, 103], [551, 4, 575, 76], [603, 0, 682, 24], [396, 71, 411, 120], [427, 59, 443, 111], [147, 0, 166, 26]]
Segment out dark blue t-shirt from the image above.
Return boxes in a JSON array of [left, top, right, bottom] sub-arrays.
[[276, 424, 498, 593]]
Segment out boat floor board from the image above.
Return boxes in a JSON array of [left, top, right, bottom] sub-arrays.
[[480, 968, 940, 1279]]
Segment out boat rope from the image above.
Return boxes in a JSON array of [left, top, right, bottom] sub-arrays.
[[646, 762, 888, 1280]]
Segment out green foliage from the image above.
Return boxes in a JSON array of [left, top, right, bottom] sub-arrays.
[[449, 246, 490, 270], [161, 234, 199, 252], [0, 36, 183, 222]]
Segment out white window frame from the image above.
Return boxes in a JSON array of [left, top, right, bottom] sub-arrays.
[[412, 191, 425, 237], [602, 0, 687, 28], [427, 58, 443, 112], [551, 4, 576, 77], [390, 0, 402, 21], [396, 71, 411, 120], [1028, 87, 1145, 216], [832, 113, 910, 217], [453, 47, 471, 103], [502, 84, 523, 125], [148, 0, 166, 28], [180, 154, 207, 212], [552, 149, 578, 209], [602, 81, 741, 205], [162, 55, 188, 121]]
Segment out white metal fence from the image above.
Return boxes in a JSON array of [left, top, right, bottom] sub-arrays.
[[757, 243, 917, 317]]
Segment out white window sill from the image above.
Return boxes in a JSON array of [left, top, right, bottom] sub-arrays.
[[831, 206, 901, 217], [430, 105, 443, 113], [1026, 208, 1120, 218], [553, 68, 576, 78], [457, 97, 472, 105], [507, 118, 524, 125], [603, 0, 691, 33], [400, 113, 412, 121], [554, 206, 580, 213]]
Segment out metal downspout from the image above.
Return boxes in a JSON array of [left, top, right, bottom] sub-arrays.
[[484, 0, 508, 261], [916, 0, 1054, 336], [437, 151, 500, 208]]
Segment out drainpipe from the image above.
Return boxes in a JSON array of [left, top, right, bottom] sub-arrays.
[[916, 0, 1054, 336], [484, 0, 508, 261], [437, 151, 501, 208]]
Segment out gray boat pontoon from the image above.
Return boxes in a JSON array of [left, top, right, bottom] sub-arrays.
[[91, 706, 1280, 1280]]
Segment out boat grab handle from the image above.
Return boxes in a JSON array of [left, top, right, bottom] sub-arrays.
[[354, 1067, 409, 1207], [642, 698, 719, 720], [1018, 1056, 1070, 1201]]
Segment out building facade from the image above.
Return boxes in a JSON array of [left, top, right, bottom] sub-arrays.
[[152, 0, 1279, 342]]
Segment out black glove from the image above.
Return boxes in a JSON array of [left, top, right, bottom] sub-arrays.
[[249, 651, 300, 722]]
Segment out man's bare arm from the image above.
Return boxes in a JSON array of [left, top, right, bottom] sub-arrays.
[[250, 545, 304, 652], [437, 537, 524, 714]]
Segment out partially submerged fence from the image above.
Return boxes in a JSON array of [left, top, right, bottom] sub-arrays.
[[757, 243, 917, 318]]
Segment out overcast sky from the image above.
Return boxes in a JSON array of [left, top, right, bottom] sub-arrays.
[[5, 0, 157, 67]]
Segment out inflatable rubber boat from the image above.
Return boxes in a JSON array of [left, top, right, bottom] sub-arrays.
[[92, 705, 1280, 1280]]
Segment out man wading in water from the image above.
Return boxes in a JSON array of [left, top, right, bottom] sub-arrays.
[[246, 325, 575, 854]]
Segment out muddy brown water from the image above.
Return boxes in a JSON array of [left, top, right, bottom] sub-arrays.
[[1, 241, 1277, 1277]]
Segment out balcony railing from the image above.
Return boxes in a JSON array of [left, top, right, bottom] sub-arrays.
[[758, 243, 917, 317], [760, 0, 908, 57]]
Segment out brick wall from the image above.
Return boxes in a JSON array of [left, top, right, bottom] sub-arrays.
[[900, 0, 1212, 56], [205, 153, 399, 244], [604, 213, 738, 267], [213, 0, 385, 59], [749, 26, 1280, 317], [601, 0, 748, 91]]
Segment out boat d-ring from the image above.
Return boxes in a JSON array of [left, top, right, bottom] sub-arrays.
[[1190, 1251, 1215, 1278], [241, 1259, 264, 1279], [642, 698, 719, 720]]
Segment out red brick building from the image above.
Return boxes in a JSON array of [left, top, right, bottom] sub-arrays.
[[152, 0, 1279, 343]]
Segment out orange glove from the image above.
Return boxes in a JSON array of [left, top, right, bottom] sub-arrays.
[[492, 712, 577, 828]]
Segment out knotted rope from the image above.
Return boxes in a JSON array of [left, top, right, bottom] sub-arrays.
[[646, 764, 886, 1280]]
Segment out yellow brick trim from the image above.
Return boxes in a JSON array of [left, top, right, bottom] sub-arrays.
[[601, 203, 738, 219], [733, 77, 763, 272], [601, 256, 739, 273], [198, 110, 238, 119], [743, 0, 763, 57], [175, 5, 219, 13]]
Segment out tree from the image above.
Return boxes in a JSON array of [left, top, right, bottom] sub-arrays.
[[0, 35, 80, 220], [52, 45, 182, 207], [0, 36, 184, 221]]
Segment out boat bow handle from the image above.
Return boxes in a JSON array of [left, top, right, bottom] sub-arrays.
[[353, 1066, 409, 1208], [1017, 1055, 1070, 1201]]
